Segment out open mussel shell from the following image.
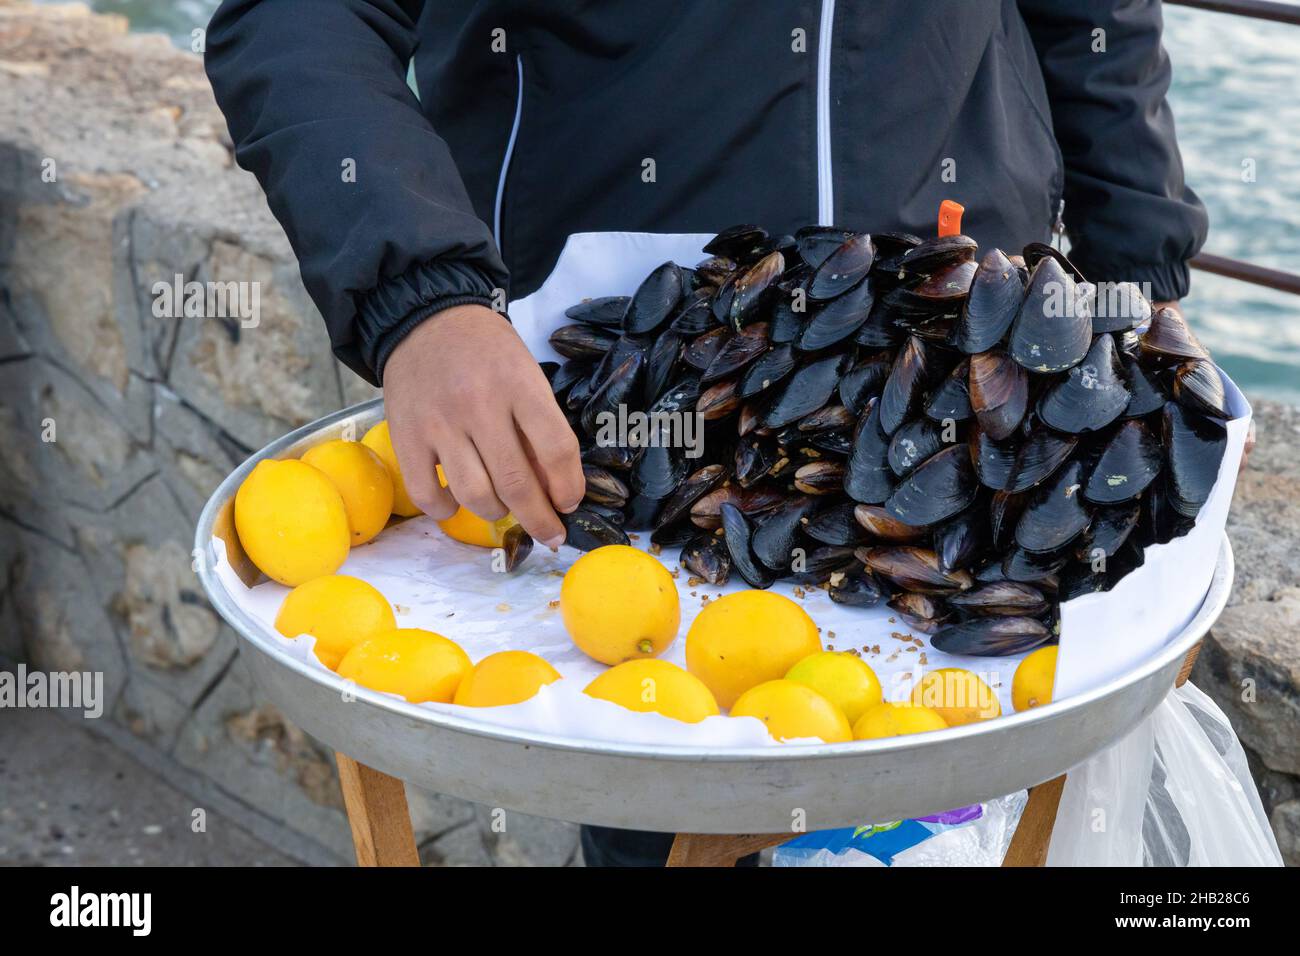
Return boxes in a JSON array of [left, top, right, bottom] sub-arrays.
[[952, 249, 1022, 353], [793, 460, 845, 495], [729, 252, 784, 328], [720, 501, 776, 588], [857, 546, 973, 594], [566, 295, 631, 328], [854, 504, 927, 542], [1090, 281, 1151, 334], [968, 349, 1028, 441], [839, 353, 892, 414], [1172, 359, 1229, 420], [1007, 428, 1077, 494], [550, 323, 618, 360], [623, 261, 684, 334], [762, 352, 851, 429], [808, 233, 874, 300], [885, 441, 978, 529], [680, 533, 731, 585], [879, 336, 930, 435], [1139, 307, 1209, 365], [1163, 401, 1228, 518], [1014, 459, 1091, 553], [924, 358, 973, 422], [896, 234, 978, 277], [830, 569, 888, 608], [947, 582, 1048, 617], [888, 591, 950, 630], [888, 418, 948, 478], [750, 496, 817, 570], [562, 508, 631, 550], [1083, 419, 1162, 504], [1010, 257, 1092, 374], [738, 343, 798, 399], [1038, 333, 1130, 434], [799, 279, 873, 350], [735, 437, 778, 488], [931, 617, 1051, 657], [703, 224, 769, 263]]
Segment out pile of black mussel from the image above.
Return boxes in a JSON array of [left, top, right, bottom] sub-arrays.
[[540, 224, 1230, 657]]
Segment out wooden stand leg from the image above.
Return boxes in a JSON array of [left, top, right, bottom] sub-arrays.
[[1001, 774, 1067, 867], [335, 753, 420, 867], [667, 832, 791, 867]]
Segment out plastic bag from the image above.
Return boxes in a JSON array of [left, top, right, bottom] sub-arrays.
[[774, 682, 1282, 867], [1047, 681, 1282, 866]]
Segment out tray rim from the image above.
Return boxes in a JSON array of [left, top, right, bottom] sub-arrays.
[[195, 397, 1233, 763]]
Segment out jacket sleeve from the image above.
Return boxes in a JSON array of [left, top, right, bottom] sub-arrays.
[[204, 0, 508, 385], [1018, 0, 1208, 301]]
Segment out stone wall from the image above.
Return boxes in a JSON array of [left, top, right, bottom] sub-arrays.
[[0, 1, 1294, 865], [0, 1, 575, 865]]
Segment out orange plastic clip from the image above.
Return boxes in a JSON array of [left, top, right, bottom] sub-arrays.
[[938, 199, 965, 237]]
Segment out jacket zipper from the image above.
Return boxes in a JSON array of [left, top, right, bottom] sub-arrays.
[[494, 53, 524, 255], [816, 0, 836, 226]]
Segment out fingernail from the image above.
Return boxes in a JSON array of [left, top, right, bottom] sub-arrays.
[[544, 533, 566, 550], [559, 501, 580, 514]]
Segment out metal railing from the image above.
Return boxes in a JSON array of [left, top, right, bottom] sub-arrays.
[[1165, 0, 1300, 293]]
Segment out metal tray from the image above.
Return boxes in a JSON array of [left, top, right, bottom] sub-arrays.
[[195, 398, 1234, 833]]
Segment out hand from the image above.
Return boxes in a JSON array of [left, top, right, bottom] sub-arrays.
[[382, 304, 585, 548]]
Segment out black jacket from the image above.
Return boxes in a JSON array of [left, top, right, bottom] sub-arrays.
[[205, 0, 1207, 386]]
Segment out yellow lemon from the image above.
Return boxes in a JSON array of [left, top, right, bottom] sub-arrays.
[[301, 439, 394, 545], [361, 420, 421, 517], [234, 458, 350, 586], [560, 545, 679, 665], [438, 508, 518, 548], [730, 680, 852, 743], [685, 590, 822, 710], [454, 650, 561, 707], [853, 702, 949, 739], [911, 668, 1001, 726], [1012, 646, 1058, 712], [583, 659, 719, 723], [337, 628, 471, 703], [785, 651, 882, 725], [274, 575, 396, 670]]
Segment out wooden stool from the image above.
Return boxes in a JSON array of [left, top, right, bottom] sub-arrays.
[[333, 642, 1204, 868]]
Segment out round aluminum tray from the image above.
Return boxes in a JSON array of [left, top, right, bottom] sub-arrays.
[[195, 398, 1233, 833]]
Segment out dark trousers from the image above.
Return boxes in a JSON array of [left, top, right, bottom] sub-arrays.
[[579, 825, 761, 867]]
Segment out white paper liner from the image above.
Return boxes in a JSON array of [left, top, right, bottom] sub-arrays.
[[211, 231, 1249, 747]]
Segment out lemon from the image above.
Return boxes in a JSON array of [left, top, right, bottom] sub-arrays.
[[361, 420, 421, 517], [337, 628, 471, 703], [853, 702, 948, 739], [785, 651, 882, 725], [234, 458, 350, 586], [911, 668, 1001, 726], [560, 545, 680, 665], [685, 590, 822, 710], [730, 679, 852, 743], [438, 508, 518, 548], [454, 650, 561, 707], [301, 439, 394, 545], [275, 575, 396, 670], [584, 659, 719, 723], [1012, 646, 1058, 712]]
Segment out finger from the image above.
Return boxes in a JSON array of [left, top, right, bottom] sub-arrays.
[[438, 431, 509, 522], [473, 419, 567, 548], [388, 419, 457, 519], [513, 380, 586, 513]]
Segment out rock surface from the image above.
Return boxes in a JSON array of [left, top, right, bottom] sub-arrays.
[[0, 0, 1294, 867]]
